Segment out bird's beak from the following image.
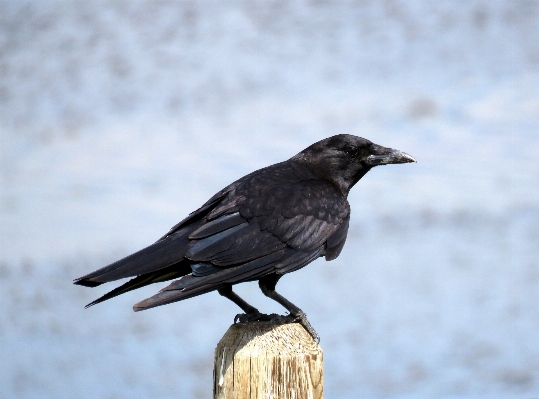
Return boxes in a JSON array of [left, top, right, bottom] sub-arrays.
[[364, 146, 416, 166]]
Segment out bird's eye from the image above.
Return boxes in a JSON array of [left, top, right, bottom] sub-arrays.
[[345, 145, 358, 156]]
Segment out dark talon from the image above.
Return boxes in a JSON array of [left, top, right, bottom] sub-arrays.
[[237, 311, 320, 343], [291, 311, 320, 343], [234, 311, 262, 323], [234, 312, 282, 323]]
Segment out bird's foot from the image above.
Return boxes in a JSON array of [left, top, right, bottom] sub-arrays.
[[234, 311, 319, 343], [258, 312, 320, 343], [289, 310, 320, 343], [234, 311, 280, 324]]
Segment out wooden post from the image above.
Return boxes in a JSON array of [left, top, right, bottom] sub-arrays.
[[213, 322, 323, 399]]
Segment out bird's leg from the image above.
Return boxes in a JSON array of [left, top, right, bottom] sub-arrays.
[[218, 285, 269, 323], [258, 275, 320, 342]]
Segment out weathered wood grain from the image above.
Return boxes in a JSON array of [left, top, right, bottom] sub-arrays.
[[214, 322, 323, 399]]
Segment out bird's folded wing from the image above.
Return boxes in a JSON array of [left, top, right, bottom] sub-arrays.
[[157, 182, 242, 240]]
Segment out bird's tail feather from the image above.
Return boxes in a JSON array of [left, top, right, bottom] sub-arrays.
[[74, 229, 193, 286], [84, 261, 192, 308]]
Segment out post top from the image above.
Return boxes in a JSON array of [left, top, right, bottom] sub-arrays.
[[217, 322, 322, 356]]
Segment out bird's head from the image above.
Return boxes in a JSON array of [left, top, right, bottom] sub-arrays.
[[292, 134, 416, 196]]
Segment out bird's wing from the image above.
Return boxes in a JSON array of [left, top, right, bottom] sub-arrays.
[[157, 181, 244, 240], [181, 164, 350, 268], [238, 170, 350, 251]]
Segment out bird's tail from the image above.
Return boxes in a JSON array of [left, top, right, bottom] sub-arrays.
[[84, 261, 192, 308], [74, 228, 193, 287]]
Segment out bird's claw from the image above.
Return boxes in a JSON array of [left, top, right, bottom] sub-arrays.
[[234, 312, 280, 323], [290, 311, 320, 343], [235, 311, 319, 343], [234, 312, 258, 323]]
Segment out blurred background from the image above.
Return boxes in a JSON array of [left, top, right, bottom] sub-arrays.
[[1, 1, 539, 398]]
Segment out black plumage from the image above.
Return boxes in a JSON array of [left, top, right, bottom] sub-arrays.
[[74, 134, 415, 340]]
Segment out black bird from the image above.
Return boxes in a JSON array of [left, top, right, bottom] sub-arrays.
[[74, 135, 415, 340]]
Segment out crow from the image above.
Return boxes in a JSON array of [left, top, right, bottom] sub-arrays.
[[74, 134, 415, 340]]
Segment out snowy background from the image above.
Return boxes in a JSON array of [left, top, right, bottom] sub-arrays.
[[1, 1, 539, 398]]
